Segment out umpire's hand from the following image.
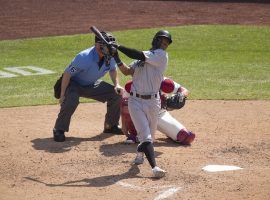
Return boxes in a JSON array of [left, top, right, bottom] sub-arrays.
[[59, 95, 65, 104], [115, 84, 124, 95]]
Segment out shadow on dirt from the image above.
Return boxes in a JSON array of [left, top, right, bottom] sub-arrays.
[[31, 132, 191, 155], [155, 137, 192, 148], [31, 132, 115, 153], [99, 142, 163, 158], [99, 138, 191, 157], [24, 164, 142, 188]]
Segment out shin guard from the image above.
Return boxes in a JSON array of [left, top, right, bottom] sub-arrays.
[[137, 142, 156, 168]]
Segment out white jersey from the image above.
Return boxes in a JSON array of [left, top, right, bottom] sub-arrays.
[[130, 49, 168, 95], [128, 48, 169, 143]]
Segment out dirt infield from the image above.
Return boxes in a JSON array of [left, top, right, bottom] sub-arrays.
[[0, 101, 270, 200], [0, 1, 270, 200]]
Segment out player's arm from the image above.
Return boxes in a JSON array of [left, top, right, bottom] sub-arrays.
[[172, 80, 189, 97], [59, 71, 71, 104], [118, 63, 134, 76], [178, 86, 189, 97], [109, 69, 124, 95], [118, 45, 145, 61], [112, 44, 145, 61], [113, 51, 134, 76], [60, 56, 82, 103], [174, 82, 189, 97], [109, 69, 119, 86]]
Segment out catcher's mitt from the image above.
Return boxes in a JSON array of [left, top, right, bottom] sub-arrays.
[[166, 92, 186, 110]]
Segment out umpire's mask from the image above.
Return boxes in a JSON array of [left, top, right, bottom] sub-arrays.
[[95, 32, 116, 66]]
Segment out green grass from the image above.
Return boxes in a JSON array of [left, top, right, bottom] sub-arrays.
[[0, 25, 269, 107]]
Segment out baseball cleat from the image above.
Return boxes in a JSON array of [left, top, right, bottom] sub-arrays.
[[103, 125, 123, 135], [152, 166, 166, 178], [133, 152, 144, 165], [53, 129, 65, 142], [124, 134, 139, 144]]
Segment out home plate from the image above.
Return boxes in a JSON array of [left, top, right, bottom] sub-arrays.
[[202, 165, 243, 172]]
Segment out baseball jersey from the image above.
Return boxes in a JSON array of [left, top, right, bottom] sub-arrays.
[[65, 46, 117, 86], [130, 49, 168, 95]]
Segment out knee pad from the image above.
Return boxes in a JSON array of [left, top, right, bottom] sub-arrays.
[[176, 129, 195, 145], [120, 97, 137, 135], [120, 97, 129, 114]]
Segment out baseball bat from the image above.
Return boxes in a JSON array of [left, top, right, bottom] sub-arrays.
[[90, 26, 109, 45]]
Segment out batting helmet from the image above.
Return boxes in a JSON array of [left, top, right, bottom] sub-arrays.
[[152, 30, 172, 49]]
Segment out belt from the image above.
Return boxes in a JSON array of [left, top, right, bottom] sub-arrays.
[[130, 92, 158, 100]]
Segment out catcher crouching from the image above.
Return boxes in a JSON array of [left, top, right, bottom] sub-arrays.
[[121, 78, 195, 145]]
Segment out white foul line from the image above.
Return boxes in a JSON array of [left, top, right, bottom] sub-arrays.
[[154, 187, 181, 200], [117, 181, 144, 190], [117, 181, 181, 200]]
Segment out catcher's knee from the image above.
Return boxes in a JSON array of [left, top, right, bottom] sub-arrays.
[[176, 129, 195, 145], [120, 97, 137, 135]]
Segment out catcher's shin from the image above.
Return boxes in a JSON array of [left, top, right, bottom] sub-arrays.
[[120, 97, 137, 136], [157, 110, 185, 141], [157, 110, 195, 144]]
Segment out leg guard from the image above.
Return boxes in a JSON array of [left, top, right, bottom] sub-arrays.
[[157, 110, 185, 141], [120, 97, 139, 144], [137, 142, 156, 168], [157, 110, 195, 145], [120, 97, 137, 135]]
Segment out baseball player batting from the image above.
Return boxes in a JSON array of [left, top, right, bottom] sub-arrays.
[[108, 30, 173, 178], [121, 78, 195, 145]]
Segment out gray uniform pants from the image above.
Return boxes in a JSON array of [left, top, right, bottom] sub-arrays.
[[128, 96, 160, 143], [54, 80, 121, 132]]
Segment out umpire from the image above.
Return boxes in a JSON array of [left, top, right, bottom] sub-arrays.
[[53, 31, 123, 142]]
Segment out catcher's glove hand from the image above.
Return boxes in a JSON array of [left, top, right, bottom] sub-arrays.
[[166, 92, 186, 111]]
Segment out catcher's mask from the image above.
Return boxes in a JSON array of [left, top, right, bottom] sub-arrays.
[[95, 31, 116, 66], [151, 30, 172, 50]]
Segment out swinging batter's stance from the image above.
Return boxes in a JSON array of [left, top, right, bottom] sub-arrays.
[[108, 30, 172, 178]]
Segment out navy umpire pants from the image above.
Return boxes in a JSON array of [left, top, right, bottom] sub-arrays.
[[54, 79, 121, 132]]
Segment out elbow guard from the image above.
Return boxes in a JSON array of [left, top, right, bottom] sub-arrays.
[[118, 45, 145, 61]]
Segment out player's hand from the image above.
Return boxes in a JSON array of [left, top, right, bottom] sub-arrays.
[[108, 41, 120, 49], [115, 84, 124, 96], [178, 87, 189, 97], [59, 95, 65, 104], [108, 45, 117, 57]]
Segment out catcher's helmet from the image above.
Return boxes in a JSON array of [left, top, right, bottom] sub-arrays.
[[152, 30, 172, 49], [95, 31, 116, 44], [160, 78, 175, 93]]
